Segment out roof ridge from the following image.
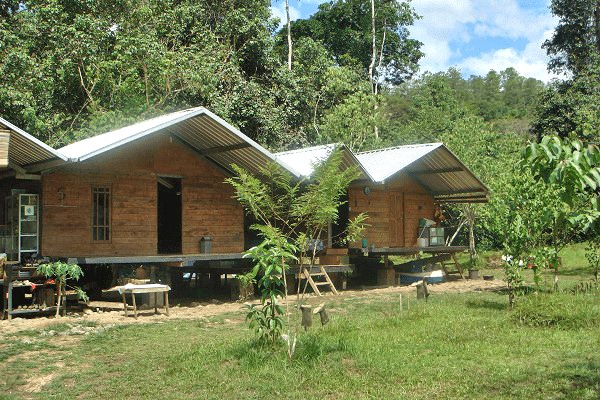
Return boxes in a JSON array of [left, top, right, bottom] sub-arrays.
[[357, 142, 442, 155], [274, 143, 338, 155], [59, 107, 206, 151]]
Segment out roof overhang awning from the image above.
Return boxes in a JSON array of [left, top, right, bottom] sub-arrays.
[[401, 146, 489, 202], [0, 117, 68, 178], [357, 143, 489, 203]]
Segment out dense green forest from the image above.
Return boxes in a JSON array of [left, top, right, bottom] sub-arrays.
[[0, 0, 598, 249], [0, 0, 554, 149]]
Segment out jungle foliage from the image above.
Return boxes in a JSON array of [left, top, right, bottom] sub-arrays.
[[0, 0, 597, 252]]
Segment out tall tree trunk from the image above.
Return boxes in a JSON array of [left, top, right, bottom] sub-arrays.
[[369, 0, 379, 140], [286, 0, 292, 70], [55, 281, 62, 318], [463, 204, 477, 265], [368, 0, 376, 91], [595, 1, 600, 54]]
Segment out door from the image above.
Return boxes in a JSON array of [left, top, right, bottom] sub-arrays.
[[157, 177, 182, 254], [388, 192, 404, 247]]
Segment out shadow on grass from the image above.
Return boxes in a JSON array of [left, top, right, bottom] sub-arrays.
[[553, 359, 600, 399], [553, 267, 596, 277], [465, 298, 507, 311]]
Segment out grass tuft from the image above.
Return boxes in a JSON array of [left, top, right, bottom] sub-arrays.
[[513, 292, 600, 329]]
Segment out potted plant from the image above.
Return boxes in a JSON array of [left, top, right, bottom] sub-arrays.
[[468, 258, 480, 280]]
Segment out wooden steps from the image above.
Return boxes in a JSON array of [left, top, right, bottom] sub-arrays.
[[300, 265, 339, 296]]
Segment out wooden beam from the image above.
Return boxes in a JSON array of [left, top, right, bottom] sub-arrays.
[[15, 173, 41, 181], [431, 188, 488, 196], [170, 135, 234, 176], [66, 253, 244, 265], [8, 162, 26, 174], [438, 198, 489, 204], [199, 142, 251, 155], [405, 171, 433, 192], [157, 176, 174, 189], [25, 158, 67, 173], [410, 167, 464, 175]]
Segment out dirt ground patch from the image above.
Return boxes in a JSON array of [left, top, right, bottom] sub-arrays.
[[0, 278, 504, 336]]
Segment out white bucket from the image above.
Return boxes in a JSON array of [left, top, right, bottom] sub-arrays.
[[417, 238, 429, 247]]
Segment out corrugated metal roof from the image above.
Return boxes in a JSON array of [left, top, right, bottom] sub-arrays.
[[0, 117, 68, 169], [274, 143, 372, 179], [3, 106, 487, 202], [357, 143, 489, 201], [275, 144, 336, 177], [58, 107, 301, 178], [357, 143, 442, 182]]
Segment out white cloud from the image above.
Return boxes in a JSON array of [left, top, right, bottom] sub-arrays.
[[271, 2, 301, 29], [457, 28, 560, 81], [411, 0, 559, 82]]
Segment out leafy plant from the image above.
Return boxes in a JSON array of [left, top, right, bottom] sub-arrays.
[[522, 136, 600, 290], [501, 254, 524, 309], [585, 237, 600, 281], [227, 148, 367, 357], [37, 261, 88, 317], [242, 230, 298, 345]]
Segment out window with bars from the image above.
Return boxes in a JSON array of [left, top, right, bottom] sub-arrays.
[[92, 186, 111, 241]]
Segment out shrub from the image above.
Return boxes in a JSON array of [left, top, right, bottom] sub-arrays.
[[513, 292, 600, 329]]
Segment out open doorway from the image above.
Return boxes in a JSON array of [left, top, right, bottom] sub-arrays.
[[330, 192, 349, 248], [157, 176, 182, 254]]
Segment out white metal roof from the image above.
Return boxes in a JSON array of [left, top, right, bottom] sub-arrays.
[[275, 143, 372, 179], [1, 109, 488, 202], [357, 143, 443, 182], [58, 107, 301, 178], [0, 117, 68, 170], [275, 144, 336, 177]]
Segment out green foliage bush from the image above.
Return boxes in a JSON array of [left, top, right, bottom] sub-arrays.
[[513, 293, 600, 329]]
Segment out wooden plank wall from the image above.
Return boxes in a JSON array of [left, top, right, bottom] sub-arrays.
[[0, 130, 10, 168], [348, 172, 435, 248], [41, 134, 243, 257]]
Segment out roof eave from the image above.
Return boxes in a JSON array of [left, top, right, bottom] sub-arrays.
[[0, 117, 68, 162]]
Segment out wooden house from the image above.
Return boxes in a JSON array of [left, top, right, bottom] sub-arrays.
[[0, 109, 296, 264], [276, 143, 489, 250], [0, 109, 488, 275]]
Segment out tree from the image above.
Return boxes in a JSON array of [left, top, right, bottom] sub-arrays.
[[522, 136, 600, 290], [37, 261, 88, 317], [543, 0, 600, 76], [531, 61, 600, 142], [533, 0, 599, 141], [227, 149, 367, 355], [286, 0, 293, 70], [318, 92, 382, 151], [0, 0, 303, 149], [288, 0, 423, 85]]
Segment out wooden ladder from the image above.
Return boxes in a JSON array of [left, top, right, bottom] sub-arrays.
[[440, 254, 465, 279], [300, 265, 339, 296]]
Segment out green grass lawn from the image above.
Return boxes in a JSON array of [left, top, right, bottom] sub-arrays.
[[0, 243, 598, 399], [1, 290, 599, 399]]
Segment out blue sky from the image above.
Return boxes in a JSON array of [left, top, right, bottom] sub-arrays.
[[270, 0, 560, 82]]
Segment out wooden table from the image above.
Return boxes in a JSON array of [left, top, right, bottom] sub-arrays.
[[369, 246, 468, 279], [117, 284, 170, 319]]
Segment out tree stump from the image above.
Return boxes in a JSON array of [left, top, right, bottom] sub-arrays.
[[313, 302, 330, 325], [300, 305, 312, 330]]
